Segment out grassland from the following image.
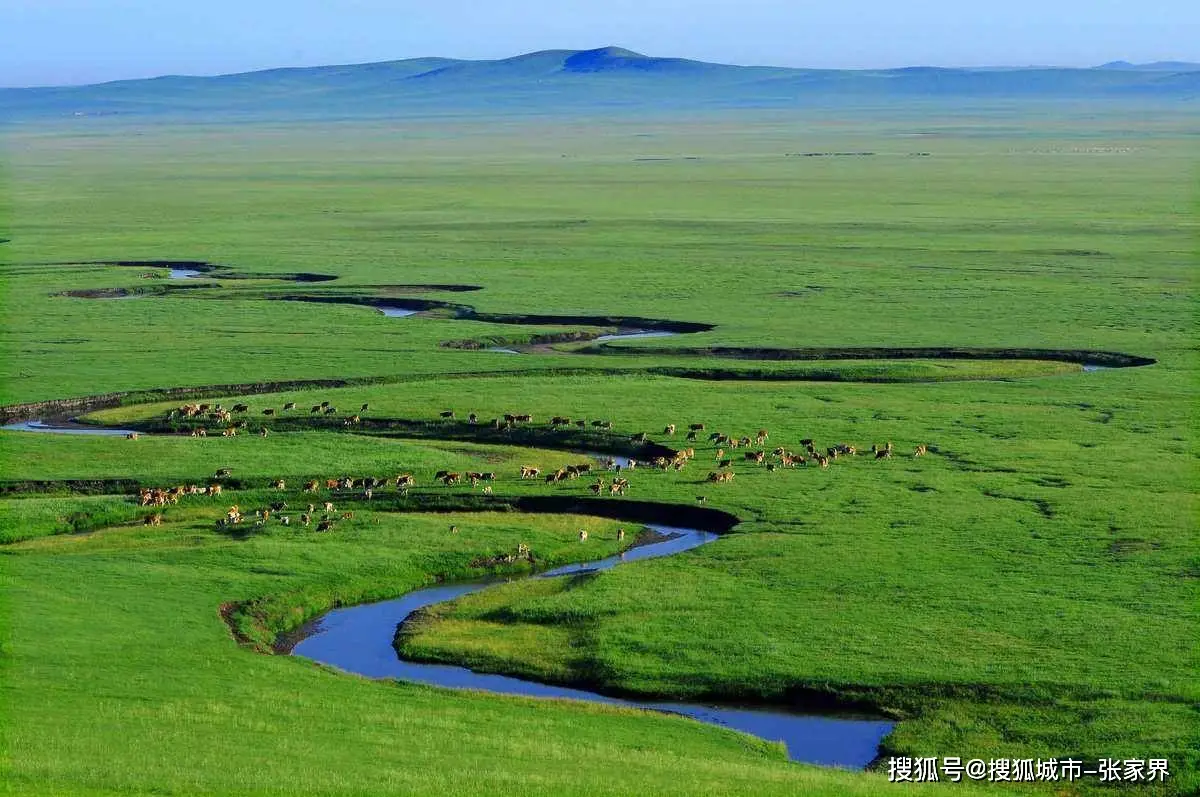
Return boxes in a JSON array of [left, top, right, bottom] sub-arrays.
[[1, 102, 1197, 795]]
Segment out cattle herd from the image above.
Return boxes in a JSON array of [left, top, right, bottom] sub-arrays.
[[129, 399, 930, 534]]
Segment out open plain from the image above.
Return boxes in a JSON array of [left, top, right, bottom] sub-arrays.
[[1, 95, 1197, 795]]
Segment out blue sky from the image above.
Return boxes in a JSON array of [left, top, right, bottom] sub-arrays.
[[3, 0, 1196, 87]]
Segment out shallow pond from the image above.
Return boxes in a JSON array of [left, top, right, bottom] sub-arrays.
[[593, 330, 678, 343], [377, 306, 421, 318]]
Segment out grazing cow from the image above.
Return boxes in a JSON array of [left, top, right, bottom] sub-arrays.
[[324, 407, 338, 415], [270, 501, 288, 512], [551, 416, 569, 426], [744, 451, 761, 462], [630, 432, 647, 444], [215, 468, 231, 478], [520, 466, 540, 479], [728, 438, 740, 449], [441, 473, 461, 486], [589, 480, 605, 495], [283, 402, 296, 411], [515, 414, 533, 423], [914, 444, 928, 457], [125, 432, 139, 440], [575, 420, 587, 428], [324, 479, 338, 489], [304, 480, 319, 493], [340, 511, 354, 520], [323, 502, 334, 512], [715, 449, 725, 460], [279, 515, 291, 526], [696, 495, 708, 504], [875, 448, 892, 460], [301, 513, 311, 526], [363, 489, 373, 501], [233, 403, 249, 413], [663, 424, 676, 436], [339, 477, 355, 490], [468, 413, 477, 425], [311, 405, 322, 414], [262, 408, 275, 416], [221, 428, 236, 437], [756, 429, 769, 444], [317, 519, 333, 532], [482, 485, 493, 495], [207, 484, 222, 497], [449, 525, 459, 534], [321, 401, 331, 408], [816, 454, 830, 468], [395, 474, 415, 489], [273, 479, 286, 490], [689, 423, 705, 431], [360, 403, 369, 412], [440, 410, 455, 419], [192, 428, 207, 438], [144, 513, 162, 526], [718, 459, 732, 468], [259, 427, 270, 438], [578, 529, 588, 542], [685, 431, 697, 441]]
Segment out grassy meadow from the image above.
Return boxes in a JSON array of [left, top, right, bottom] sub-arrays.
[[1, 102, 1197, 795]]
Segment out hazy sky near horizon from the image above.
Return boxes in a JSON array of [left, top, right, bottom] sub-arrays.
[[3, 0, 1196, 87]]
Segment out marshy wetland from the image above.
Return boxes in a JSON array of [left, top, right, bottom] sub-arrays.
[[1, 105, 1196, 797]]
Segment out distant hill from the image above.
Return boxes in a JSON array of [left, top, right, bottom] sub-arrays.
[[1096, 60, 1200, 72], [2, 46, 1197, 122]]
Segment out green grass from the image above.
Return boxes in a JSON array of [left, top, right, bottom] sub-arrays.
[[1, 103, 1197, 795]]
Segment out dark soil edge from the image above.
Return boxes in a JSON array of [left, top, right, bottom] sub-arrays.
[[580, 344, 1157, 369]]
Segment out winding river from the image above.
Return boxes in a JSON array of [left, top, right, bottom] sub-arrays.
[[292, 523, 895, 769]]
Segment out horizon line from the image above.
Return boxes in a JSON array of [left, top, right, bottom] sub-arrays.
[[4, 47, 1197, 91]]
